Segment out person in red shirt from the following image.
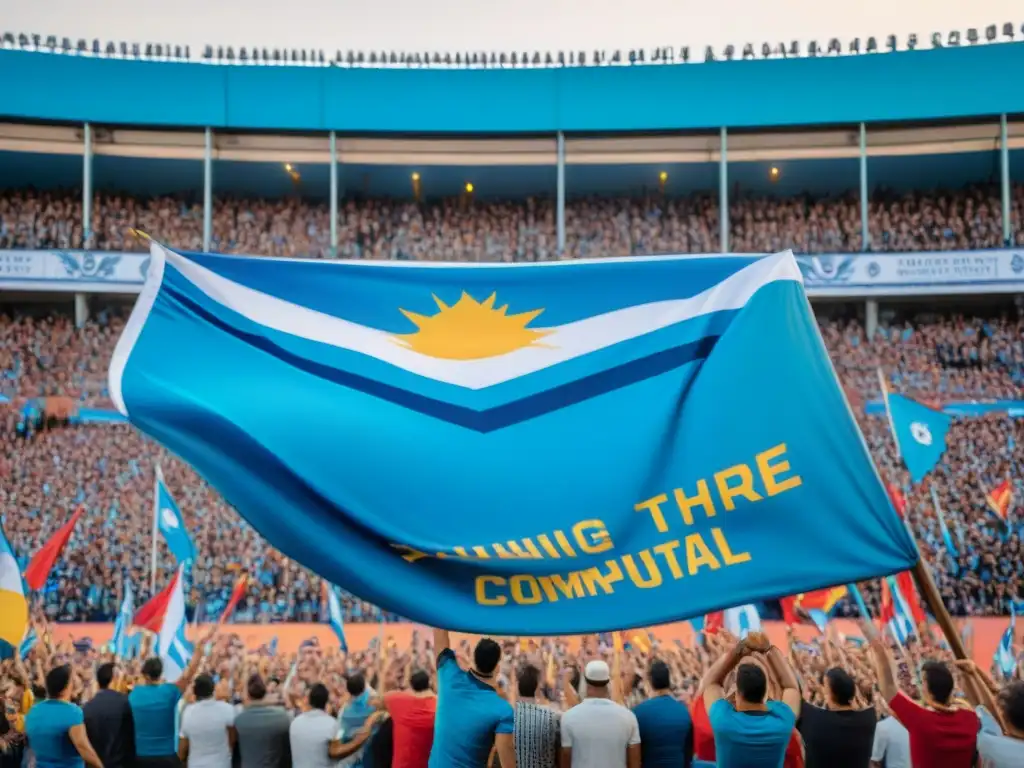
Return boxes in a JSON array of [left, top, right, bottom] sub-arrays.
[[864, 622, 978, 767], [382, 669, 436, 768]]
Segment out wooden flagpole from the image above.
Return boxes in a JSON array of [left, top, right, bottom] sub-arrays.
[[876, 368, 968, 660], [911, 558, 968, 660]]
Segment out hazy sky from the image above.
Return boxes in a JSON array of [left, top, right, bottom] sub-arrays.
[[8, 1, 1019, 56]]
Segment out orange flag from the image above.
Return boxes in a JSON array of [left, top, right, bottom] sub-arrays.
[[220, 574, 250, 623], [24, 508, 84, 590], [986, 479, 1013, 523]]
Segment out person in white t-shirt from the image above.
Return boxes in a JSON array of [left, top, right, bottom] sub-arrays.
[[179, 675, 236, 768], [560, 660, 640, 768]]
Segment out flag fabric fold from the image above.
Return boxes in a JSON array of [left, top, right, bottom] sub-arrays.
[[108, 243, 919, 634], [24, 508, 84, 591], [0, 523, 28, 649]]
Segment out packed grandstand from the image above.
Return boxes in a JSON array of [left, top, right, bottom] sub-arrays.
[[1, 187, 1021, 623], [1, 11, 1024, 768]]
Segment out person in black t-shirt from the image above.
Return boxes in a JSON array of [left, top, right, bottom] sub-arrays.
[[797, 667, 876, 768], [82, 663, 135, 768]]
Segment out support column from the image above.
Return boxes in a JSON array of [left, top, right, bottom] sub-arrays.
[[859, 122, 869, 251], [330, 130, 339, 258], [865, 298, 878, 340], [1000, 114, 1011, 246], [556, 132, 566, 256], [74, 293, 89, 328], [719, 127, 728, 253], [82, 123, 93, 248], [203, 127, 213, 251]]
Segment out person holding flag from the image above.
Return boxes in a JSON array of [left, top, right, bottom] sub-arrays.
[[863, 619, 978, 767], [129, 566, 216, 768]]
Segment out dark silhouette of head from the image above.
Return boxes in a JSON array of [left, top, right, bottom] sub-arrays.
[[96, 663, 116, 691], [346, 673, 366, 697], [473, 638, 501, 676], [193, 674, 215, 701], [649, 660, 672, 692], [921, 661, 954, 707], [736, 663, 768, 704], [141, 657, 163, 681], [308, 683, 330, 711], [824, 667, 856, 707], [409, 670, 431, 693]]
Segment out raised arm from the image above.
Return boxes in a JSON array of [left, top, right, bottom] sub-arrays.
[[177, 627, 217, 694], [433, 627, 451, 659], [701, 637, 748, 710], [764, 644, 801, 719], [862, 622, 899, 703]]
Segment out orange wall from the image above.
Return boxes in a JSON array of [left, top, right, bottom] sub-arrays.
[[51, 619, 1014, 664]]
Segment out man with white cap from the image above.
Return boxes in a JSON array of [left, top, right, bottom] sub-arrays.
[[559, 659, 641, 768]]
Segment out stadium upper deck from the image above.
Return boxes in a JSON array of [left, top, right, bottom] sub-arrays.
[[0, 34, 1023, 306]]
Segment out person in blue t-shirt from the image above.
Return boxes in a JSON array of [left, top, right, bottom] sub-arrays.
[[633, 660, 693, 767], [701, 632, 801, 768], [128, 626, 214, 768], [24, 665, 103, 768], [428, 627, 515, 768]]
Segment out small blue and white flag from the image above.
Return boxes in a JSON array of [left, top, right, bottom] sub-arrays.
[[325, 584, 348, 652], [995, 603, 1016, 679], [154, 467, 195, 564], [112, 580, 135, 658], [723, 604, 762, 638], [881, 384, 952, 483], [109, 243, 919, 634], [929, 486, 958, 574], [18, 625, 37, 659]]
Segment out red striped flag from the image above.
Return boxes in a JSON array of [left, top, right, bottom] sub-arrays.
[[134, 569, 182, 633], [894, 570, 927, 625], [219, 574, 249, 623]]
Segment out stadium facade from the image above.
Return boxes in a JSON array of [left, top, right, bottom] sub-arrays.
[[0, 43, 1022, 329]]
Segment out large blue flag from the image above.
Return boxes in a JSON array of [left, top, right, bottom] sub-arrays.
[[154, 467, 195, 564], [883, 390, 952, 483], [108, 244, 918, 634]]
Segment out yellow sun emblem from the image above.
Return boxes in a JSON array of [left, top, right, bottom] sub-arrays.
[[395, 292, 549, 360]]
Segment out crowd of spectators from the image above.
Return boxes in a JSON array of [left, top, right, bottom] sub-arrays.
[[0, 187, 1023, 624], [2, 616, 1022, 768], [1, 184, 1023, 260]]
